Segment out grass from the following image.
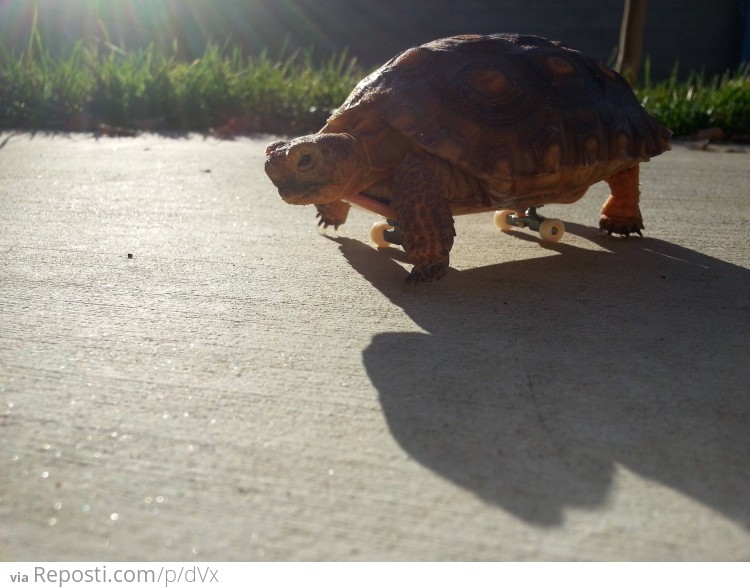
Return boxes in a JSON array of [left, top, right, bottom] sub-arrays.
[[637, 60, 750, 138], [0, 27, 362, 134], [1, 28, 748, 138]]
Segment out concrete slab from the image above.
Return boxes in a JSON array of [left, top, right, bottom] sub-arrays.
[[1, 133, 749, 561]]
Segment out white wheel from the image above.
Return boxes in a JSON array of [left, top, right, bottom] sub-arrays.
[[369, 221, 392, 248], [539, 218, 565, 242], [494, 210, 516, 232]]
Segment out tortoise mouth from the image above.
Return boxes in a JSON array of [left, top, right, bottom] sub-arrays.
[[277, 181, 330, 204]]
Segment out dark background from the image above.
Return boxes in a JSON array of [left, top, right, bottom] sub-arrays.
[[1, 0, 747, 79]]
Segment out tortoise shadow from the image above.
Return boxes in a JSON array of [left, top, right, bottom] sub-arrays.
[[334, 225, 750, 527]]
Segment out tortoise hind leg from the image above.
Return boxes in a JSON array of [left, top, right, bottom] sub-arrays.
[[600, 164, 644, 236]]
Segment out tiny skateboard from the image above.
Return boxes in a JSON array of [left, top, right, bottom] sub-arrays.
[[491, 207, 565, 242], [344, 194, 566, 248]]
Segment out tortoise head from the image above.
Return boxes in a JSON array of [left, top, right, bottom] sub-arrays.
[[265, 133, 364, 205]]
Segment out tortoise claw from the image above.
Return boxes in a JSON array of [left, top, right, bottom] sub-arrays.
[[316, 216, 346, 240], [599, 216, 645, 237], [315, 201, 350, 231], [316, 214, 340, 231]]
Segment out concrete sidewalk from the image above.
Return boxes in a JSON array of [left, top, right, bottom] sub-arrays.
[[1, 133, 748, 561]]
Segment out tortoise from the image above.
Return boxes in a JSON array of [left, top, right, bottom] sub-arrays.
[[265, 33, 672, 282]]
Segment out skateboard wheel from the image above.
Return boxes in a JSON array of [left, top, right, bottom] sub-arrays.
[[494, 210, 516, 232], [539, 218, 565, 242], [370, 221, 393, 248]]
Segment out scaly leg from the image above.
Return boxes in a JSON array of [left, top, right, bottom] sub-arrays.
[[600, 164, 644, 236], [391, 153, 456, 283]]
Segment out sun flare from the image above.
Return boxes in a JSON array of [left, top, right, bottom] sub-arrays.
[[0, 0, 281, 58]]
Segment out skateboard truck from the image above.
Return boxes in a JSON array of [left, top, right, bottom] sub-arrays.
[[493, 207, 565, 242]]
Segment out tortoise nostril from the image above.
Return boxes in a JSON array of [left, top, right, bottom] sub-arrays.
[[265, 141, 286, 156]]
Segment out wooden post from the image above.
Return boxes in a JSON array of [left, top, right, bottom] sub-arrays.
[[616, 0, 649, 85]]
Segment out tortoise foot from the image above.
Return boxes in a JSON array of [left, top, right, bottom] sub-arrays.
[[315, 201, 351, 230], [405, 259, 449, 284], [599, 215, 644, 237]]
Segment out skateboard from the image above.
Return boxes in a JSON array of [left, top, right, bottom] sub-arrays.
[[344, 193, 565, 248]]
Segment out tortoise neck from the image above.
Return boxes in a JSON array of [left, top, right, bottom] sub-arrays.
[[336, 135, 376, 200]]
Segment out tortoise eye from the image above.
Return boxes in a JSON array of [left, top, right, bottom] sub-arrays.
[[297, 154, 313, 169]]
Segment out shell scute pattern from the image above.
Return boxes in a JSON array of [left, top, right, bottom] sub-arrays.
[[330, 33, 670, 198]]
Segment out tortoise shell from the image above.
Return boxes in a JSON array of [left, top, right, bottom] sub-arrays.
[[324, 34, 671, 204]]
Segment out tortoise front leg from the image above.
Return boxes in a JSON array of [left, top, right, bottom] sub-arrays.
[[600, 164, 644, 236], [315, 200, 350, 230], [391, 154, 456, 283]]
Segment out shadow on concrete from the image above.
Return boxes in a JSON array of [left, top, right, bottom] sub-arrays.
[[333, 225, 750, 527]]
